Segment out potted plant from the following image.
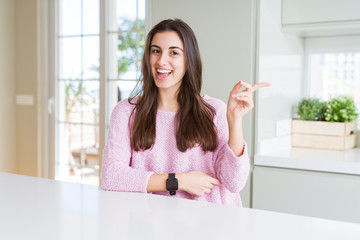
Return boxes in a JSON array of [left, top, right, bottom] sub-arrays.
[[292, 96, 358, 150]]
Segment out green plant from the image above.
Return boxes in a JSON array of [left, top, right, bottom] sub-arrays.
[[297, 98, 327, 121], [324, 96, 359, 122]]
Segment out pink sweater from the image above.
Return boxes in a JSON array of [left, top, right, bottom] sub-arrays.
[[101, 95, 250, 207]]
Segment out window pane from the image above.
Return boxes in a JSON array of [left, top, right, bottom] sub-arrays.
[[58, 80, 67, 123], [68, 123, 82, 156], [83, 36, 100, 79], [59, 37, 82, 79], [59, 0, 81, 36], [117, 80, 138, 101], [56, 163, 79, 183], [116, 0, 137, 31], [106, 80, 137, 123], [79, 161, 100, 186], [309, 53, 360, 101], [81, 81, 99, 125], [57, 123, 71, 166], [137, 31, 145, 78], [83, 0, 99, 35], [107, 0, 145, 132], [58, 80, 84, 123], [58, 80, 99, 124], [308, 52, 360, 128], [118, 32, 137, 79], [57, 123, 80, 178], [56, 122, 99, 186], [82, 124, 99, 150], [107, 81, 120, 124], [58, 81, 82, 123], [70, 123, 99, 184], [138, 31, 145, 56], [138, 0, 146, 25]]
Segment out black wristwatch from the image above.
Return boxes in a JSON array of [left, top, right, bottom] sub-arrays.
[[166, 173, 178, 196]]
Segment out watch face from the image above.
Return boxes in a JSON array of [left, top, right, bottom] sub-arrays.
[[166, 178, 178, 191]]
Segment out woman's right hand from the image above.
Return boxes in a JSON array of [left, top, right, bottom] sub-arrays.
[[176, 171, 221, 197]]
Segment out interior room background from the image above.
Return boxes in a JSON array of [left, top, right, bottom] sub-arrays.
[[1, 0, 360, 222]]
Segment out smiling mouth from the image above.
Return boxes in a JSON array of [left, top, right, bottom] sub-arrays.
[[156, 69, 172, 80]]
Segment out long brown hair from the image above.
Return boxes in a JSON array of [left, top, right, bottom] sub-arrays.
[[129, 19, 218, 152]]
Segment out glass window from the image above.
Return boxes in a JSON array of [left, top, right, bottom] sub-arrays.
[[55, 0, 146, 185], [57, 0, 100, 186], [306, 37, 360, 129], [107, 0, 146, 123]]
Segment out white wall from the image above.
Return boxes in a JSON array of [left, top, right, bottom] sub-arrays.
[[0, 0, 41, 177], [256, 0, 304, 153], [0, 0, 17, 173], [150, 0, 256, 207]]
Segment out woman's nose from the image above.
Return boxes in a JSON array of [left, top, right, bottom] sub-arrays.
[[157, 52, 168, 66]]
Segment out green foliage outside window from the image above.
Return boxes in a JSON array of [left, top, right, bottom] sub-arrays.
[[65, 81, 86, 117], [117, 18, 145, 77]]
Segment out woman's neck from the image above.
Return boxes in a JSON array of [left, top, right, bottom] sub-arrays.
[[158, 89, 179, 112]]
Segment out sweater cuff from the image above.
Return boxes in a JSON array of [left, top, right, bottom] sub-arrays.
[[142, 171, 155, 193], [225, 141, 249, 165]]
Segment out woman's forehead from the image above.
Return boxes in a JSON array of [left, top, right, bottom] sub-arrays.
[[151, 31, 184, 48]]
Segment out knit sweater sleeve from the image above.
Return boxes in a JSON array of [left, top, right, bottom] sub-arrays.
[[101, 100, 154, 193], [213, 101, 250, 193]]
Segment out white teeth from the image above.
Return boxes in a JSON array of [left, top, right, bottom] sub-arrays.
[[157, 69, 172, 73]]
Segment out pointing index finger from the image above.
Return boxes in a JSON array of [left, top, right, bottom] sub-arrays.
[[252, 82, 271, 92]]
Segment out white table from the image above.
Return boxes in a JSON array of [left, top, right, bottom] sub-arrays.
[[1, 172, 360, 240]]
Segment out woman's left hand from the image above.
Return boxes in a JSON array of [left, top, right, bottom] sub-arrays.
[[227, 81, 270, 122], [226, 81, 270, 156], [226, 81, 270, 157]]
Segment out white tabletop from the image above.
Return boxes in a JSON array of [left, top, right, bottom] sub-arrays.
[[1, 172, 360, 240]]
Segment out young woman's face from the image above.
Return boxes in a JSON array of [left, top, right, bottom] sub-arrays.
[[150, 31, 186, 94]]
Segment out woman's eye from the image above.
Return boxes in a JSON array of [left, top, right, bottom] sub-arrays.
[[171, 51, 179, 55], [152, 49, 160, 54]]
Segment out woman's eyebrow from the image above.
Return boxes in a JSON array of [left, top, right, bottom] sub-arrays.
[[169, 46, 184, 52], [150, 44, 184, 52]]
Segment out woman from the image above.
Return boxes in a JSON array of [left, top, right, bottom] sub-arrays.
[[101, 19, 269, 207]]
